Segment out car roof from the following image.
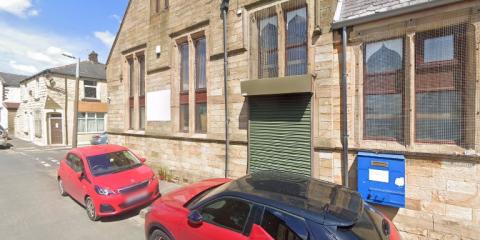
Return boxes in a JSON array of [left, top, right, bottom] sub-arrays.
[[218, 171, 364, 227], [69, 144, 128, 158]]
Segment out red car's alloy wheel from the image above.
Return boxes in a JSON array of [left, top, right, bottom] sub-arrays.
[[85, 197, 99, 221], [57, 179, 67, 197], [149, 229, 172, 240]]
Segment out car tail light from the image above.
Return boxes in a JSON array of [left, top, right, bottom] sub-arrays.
[[384, 216, 401, 240]]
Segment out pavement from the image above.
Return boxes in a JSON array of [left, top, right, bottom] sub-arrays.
[[0, 138, 182, 240]]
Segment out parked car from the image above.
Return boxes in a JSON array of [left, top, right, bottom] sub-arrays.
[[145, 171, 401, 240], [57, 144, 160, 221], [90, 132, 109, 145], [0, 125, 8, 148]]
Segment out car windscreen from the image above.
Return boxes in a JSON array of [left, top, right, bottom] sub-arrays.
[[86, 150, 142, 176]]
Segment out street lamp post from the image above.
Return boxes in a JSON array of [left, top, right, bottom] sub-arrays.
[[62, 53, 80, 148]]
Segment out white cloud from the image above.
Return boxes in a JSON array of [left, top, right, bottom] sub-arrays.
[[9, 60, 37, 74], [94, 31, 115, 48], [0, 0, 38, 18], [111, 14, 121, 23], [0, 21, 93, 75]]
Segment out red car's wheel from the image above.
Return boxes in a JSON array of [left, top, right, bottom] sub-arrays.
[[149, 229, 172, 240], [57, 178, 67, 197], [85, 197, 99, 221]]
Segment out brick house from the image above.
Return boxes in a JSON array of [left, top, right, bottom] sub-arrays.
[[16, 52, 108, 146], [107, 0, 479, 239], [0, 72, 25, 135]]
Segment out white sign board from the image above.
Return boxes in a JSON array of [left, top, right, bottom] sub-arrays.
[[368, 169, 389, 183], [146, 90, 171, 121]]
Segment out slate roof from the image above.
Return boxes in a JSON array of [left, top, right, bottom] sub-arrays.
[[0, 72, 27, 87], [47, 61, 106, 80], [338, 0, 438, 21], [22, 60, 106, 83]]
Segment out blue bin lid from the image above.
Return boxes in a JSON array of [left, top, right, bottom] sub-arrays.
[[358, 151, 405, 160]]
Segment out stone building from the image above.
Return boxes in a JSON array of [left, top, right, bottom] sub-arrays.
[[16, 52, 108, 146], [107, 0, 479, 239], [0, 72, 25, 134]]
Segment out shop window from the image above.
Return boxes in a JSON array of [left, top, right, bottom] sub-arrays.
[[364, 38, 404, 141], [78, 112, 105, 133]]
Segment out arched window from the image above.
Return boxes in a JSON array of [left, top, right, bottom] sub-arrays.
[[259, 16, 278, 78], [286, 7, 307, 76], [364, 38, 404, 141]]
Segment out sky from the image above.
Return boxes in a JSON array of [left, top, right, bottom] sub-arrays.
[[0, 0, 129, 76]]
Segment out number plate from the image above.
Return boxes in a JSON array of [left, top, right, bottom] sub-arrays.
[[126, 191, 149, 204]]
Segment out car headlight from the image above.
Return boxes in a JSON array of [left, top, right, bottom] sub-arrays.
[[94, 185, 117, 196], [149, 174, 157, 184]]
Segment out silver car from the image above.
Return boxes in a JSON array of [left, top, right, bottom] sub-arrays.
[[0, 125, 8, 148]]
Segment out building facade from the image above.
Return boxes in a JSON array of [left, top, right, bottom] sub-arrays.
[[107, 0, 480, 239], [16, 52, 108, 146], [0, 72, 25, 134]]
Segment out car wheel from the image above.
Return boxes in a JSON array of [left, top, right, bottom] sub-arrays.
[[57, 178, 67, 196], [85, 197, 99, 221], [149, 229, 172, 240]]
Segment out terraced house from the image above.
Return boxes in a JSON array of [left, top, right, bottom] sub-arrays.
[[107, 0, 480, 239], [16, 52, 108, 146]]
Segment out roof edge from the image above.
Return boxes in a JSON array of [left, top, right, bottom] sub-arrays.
[[106, 0, 133, 66], [332, 0, 463, 29]]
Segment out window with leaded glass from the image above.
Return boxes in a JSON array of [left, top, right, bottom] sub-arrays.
[[364, 38, 404, 141], [285, 7, 307, 76], [258, 14, 278, 78]]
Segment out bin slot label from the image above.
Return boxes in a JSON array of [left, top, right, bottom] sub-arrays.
[[371, 161, 388, 167], [369, 169, 389, 183]]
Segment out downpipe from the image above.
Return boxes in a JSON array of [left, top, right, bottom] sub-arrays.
[[341, 26, 349, 188], [221, 0, 230, 178]]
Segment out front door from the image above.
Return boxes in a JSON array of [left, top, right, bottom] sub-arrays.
[[50, 117, 62, 144]]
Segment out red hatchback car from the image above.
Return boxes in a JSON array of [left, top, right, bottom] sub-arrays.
[[57, 144, 160, 221]]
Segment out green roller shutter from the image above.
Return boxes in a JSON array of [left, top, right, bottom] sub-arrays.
[[249, 93, 312, 176]]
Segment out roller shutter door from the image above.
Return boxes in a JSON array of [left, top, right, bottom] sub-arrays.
[[249, 93, 312, 176]]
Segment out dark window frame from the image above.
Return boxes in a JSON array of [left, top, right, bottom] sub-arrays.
[[284, 5, 308, 77], [195, 37, 207, 133], [138, 54, 146, 130], [414, 24, 467, 145], [257, 10, 279, 79], [362, 37, 406, 142]]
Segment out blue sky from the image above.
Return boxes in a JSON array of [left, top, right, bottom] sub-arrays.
[[0, 0, 128, 75]]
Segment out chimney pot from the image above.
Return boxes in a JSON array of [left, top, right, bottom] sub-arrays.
[[88, 51, 98, 63]]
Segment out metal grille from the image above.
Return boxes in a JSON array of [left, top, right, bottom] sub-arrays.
[[361, 18, 473, 147], [415, 23, 467, 144], [118, 180, 149, 195], [253, 0, 307, 79]]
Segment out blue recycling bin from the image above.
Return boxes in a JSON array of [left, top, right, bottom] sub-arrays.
[[357, 152, 405, 208]]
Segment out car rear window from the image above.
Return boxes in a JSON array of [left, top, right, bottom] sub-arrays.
[[335, 208, 383, 240]]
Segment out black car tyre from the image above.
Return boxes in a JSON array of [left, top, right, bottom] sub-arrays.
[[57, 178, 67, 196], [149, 229, 172, 240], [85, 197, 100, 221]]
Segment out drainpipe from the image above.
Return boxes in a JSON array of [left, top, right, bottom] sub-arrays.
[[341, 26, 349, 188], [221, 0, 230, 178]]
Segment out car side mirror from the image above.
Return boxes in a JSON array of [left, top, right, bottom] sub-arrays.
[[76, 172, 84, 180], [140, 157, 147, 163], [188, 210, 203, 226], [249, 224, 274, 240]]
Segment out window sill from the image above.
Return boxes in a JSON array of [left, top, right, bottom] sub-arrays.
[[82, 98, 101, 102]]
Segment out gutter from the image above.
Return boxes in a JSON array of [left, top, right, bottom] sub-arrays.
[[332, 0, 463, 29]]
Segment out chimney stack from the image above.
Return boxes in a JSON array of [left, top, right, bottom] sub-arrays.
[[88, 51, 98, 63]]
